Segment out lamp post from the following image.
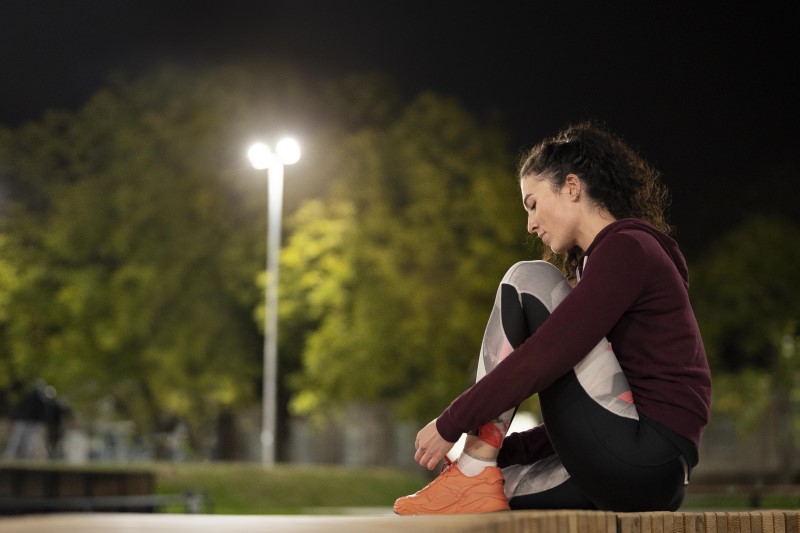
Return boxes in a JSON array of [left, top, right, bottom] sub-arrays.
[[247, 137, 301, 467]]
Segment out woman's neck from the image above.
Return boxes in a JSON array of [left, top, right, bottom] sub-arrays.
[[577, 209, 617, 251]]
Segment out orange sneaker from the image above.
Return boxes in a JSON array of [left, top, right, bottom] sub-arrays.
[[394, 460, 510, 515]]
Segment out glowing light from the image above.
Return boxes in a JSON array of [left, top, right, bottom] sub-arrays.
[[247, 142, 274, 170], [276, 137, 301, 165]]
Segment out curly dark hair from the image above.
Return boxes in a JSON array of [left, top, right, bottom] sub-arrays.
[[518, 121, 671, 280]]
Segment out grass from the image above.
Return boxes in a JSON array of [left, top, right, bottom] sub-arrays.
[[152, 462, 429, 514], [682, 493, 800, 510], [156, 462, 800, 515]]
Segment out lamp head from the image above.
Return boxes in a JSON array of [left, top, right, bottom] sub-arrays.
[[276, 138, 301, 165], [247, 142, 274, 170]]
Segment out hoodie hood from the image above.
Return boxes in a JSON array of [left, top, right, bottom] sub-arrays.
[[581, 218, 689, 287]]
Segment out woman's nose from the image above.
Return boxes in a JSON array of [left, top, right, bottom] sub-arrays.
[[527, 213, 537, 234]]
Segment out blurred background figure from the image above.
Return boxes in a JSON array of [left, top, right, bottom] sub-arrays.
[[3, 379, 67, 460]]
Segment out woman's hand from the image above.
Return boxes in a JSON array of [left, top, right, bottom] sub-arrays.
[[414, 419, 454, 470]]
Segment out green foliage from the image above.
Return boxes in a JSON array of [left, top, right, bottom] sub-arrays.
[[691, 215, 800, 432], [709, 370, 773, 433], [0, 236, 21, 390], [692, 215, 800, 373], [284, 92, 533, 424]]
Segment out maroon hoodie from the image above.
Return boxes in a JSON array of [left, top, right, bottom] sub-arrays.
[[436, 219, 712, 465]]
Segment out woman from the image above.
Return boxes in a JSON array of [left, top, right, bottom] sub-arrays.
[[394, 122, 712, 514]]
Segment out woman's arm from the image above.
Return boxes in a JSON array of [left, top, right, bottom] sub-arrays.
[[437, 232, 651, 442], [497, 424, 554, 467]]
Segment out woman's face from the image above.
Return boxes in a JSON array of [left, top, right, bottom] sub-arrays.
[[520, 174, 579, 254]]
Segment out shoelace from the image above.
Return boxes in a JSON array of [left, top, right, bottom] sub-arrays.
[[440, 457, 455, 474], [409, 457, 456, 495]]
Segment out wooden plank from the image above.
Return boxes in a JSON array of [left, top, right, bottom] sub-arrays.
[[704, 513, 717, 533], [726, 512, 741, 533], [698, 514, 708, 533], [651, 512, 666, 533], [773, 512, 785, 533], [600, 510, 613, 533], [0, 470, 13, 498], [741, 512, 753, 533], [762, 512, 775, 533], [87, 473, 123, 498], [641, 513, 653, 533], [522, 511, 539, 533], [751, 512, 764, 533], [674, 513, 686, 533], [608, 512, 619, 533], [559, 511, 575, 533], [714, 512, 728, 533], [632, 514, 643, 533], [683, 514, 693, 533], [56, 471, 89, 498], [566, 511, 578, 533], [576, 510, 590, 533], [618, 514, 640, 533], [663, 512, 675, 533], [602, 512, 612, 533], [18, 469, 49, 498], [683, 514, 696, 533], [124, 472, 155, 496], [785, 511, 799, 533], [546, 511, 559, 533]]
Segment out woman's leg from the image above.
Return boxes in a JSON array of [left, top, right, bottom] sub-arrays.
[[464, 260, 605, 508], [459, 261, 570, 463], [394, 261, 565, 515], [504, 454, 597, 509]]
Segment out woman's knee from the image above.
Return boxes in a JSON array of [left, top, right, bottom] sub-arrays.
[[502, 261, 571, 310], [503, 260, 561, 279]]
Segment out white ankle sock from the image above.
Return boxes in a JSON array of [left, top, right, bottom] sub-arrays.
[[457, 452, 497, 477]]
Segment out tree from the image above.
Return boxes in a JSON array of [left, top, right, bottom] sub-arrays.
[[692, 215, 800, 373], [0, 233, 21, 392], [691, 215, 800, 480], [0, 63, 336, 452]]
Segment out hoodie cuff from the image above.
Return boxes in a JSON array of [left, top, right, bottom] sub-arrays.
[[435, 410, 463, 443]]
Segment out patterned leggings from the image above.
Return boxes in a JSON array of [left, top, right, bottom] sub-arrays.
[[475, 261, 693, 512]]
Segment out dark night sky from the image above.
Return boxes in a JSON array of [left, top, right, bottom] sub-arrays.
[[1, 1, 798, 257]]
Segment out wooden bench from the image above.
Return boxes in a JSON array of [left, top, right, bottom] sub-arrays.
[[0, 465, 205, 515], [0, 492, 205, 514], [617, 510, 800, 533], [474, 510, 800, 533]]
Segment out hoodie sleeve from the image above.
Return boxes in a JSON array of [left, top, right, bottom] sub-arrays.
[[436, 232, 652, 442], [496, 424, 555, 467]]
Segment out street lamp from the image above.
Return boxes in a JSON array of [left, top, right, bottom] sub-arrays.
[[247, 137, 301, 467]]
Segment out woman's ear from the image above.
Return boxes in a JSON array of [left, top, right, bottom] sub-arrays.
[[565, 173, 582, 201]]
